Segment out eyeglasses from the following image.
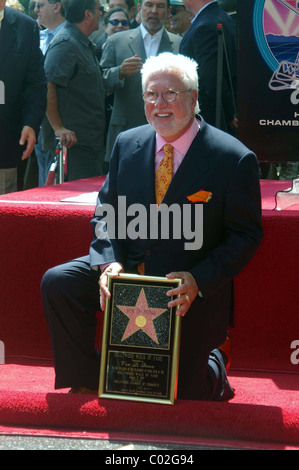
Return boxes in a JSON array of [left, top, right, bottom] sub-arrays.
[[143, 88, 191, 104], [108, 19, 130, 26]]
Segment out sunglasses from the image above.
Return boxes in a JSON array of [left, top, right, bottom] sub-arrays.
[[108, 19, 130, 26]]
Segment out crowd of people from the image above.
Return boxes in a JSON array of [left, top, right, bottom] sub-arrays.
[[0, 0, 240, 194]]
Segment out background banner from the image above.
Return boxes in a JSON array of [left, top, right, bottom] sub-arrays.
[[237, 0, 299, 162]]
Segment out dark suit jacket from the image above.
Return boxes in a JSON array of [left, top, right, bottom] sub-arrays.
[[100, 26, 181, 159], [180, 2, 237, 131], [89, 118, 263, 398], [0, 7, 47, 168]]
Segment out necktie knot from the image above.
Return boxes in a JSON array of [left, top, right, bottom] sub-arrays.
[[163, 144, 174, 159]]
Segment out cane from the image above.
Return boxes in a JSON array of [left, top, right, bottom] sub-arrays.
[[45, 138, 67, 185]]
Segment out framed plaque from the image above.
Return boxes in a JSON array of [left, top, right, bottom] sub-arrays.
[[99, 273, 182, 405]]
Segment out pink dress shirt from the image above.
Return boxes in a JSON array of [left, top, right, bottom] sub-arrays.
[[155, 118, 201, 175]]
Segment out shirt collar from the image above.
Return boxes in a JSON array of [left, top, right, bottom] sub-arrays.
[[0, 9, 4, 25], [64, 21, 91, 47], [40, 22, 65, 40], [140, 22, 164, 40], [156, 118, 200, 155], [49, 21, 65, 36]]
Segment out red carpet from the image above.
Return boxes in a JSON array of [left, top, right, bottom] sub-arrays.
[[0, 178, 298, 449], [0, 360, 298, 449]]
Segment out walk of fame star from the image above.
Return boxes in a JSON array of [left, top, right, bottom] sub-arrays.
[[117, 288, 167, 344]]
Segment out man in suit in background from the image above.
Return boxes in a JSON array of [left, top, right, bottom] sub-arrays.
[[180, 0, 237, 133], [0, 0, 47, 195], [100, 0, 181, 163], [41, 53, 263, 400]]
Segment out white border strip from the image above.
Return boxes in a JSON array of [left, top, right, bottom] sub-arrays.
[[0, 200, 96, 206]]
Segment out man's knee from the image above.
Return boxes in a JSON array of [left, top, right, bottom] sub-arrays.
[[41, 264, 68, 300], [41, 258, 96, 305]]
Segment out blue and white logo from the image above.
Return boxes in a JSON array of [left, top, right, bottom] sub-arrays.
[[253, 0, 299, 99]]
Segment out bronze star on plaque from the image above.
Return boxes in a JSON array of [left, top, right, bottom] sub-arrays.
[[117, 288, 167, 344]]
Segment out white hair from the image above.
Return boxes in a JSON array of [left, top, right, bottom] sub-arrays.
[[141, 53, 200, 114]]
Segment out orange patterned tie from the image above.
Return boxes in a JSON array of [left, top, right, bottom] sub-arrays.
[[155, 144, 174, 206]]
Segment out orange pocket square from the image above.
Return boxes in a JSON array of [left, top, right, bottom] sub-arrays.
[[187, 190, 213, 203]]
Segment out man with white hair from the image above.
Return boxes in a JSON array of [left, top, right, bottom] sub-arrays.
[[42, 53, 263, 400]]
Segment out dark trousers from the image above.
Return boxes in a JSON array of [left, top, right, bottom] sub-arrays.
[[66, 146, 105, 182], [41, 255, 234, 400]]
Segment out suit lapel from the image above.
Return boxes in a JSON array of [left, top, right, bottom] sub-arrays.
[[162, 119, 212, 206], [158, 29, 173, 53], [128, 27, 175, 59], [128, 27, 147, 61], [126, 127, 156, 206]]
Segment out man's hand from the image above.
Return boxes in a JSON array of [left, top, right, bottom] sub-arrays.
[[119, 55, 142, 80], [20, 126, 36, 160], [229, 116, 238, 129], [166, 271, 199, 317], [54, 126, 77, 148], [99, 262, 124, 311]]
